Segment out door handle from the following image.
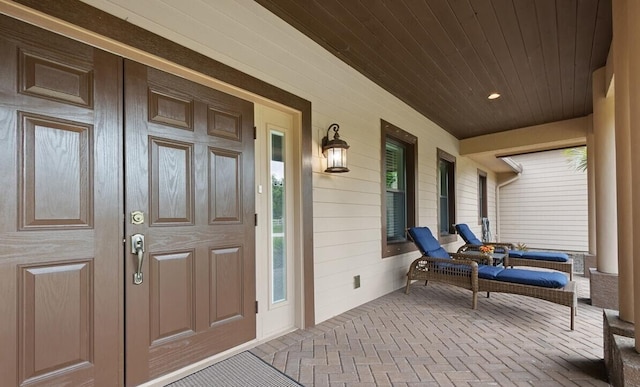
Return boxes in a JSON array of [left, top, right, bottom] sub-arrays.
[[131, 234, 145, 285]]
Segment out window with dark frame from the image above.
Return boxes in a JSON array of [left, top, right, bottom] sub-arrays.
[[437, 149, 456, 244], [381, 120, 417, 258], [478, 170, 488, 224], [386, 139, 406, 242]]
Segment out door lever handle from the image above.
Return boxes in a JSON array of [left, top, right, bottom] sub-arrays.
[[131, 234, 145, 285]]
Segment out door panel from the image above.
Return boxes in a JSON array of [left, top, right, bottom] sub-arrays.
[[124, 60, 256, 385], [255, 105, 298, 339], [0, 16, 122, 387]]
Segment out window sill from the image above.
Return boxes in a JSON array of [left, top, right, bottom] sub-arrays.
[[438, 233, 457, 245], [382, 240, 417, 258]]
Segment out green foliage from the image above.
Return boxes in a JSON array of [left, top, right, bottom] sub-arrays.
[[386, 171, 397, 189], [272, 236, 284, 268], [515, 242, 528, 251], [272, 175, 284, 220], [563, 146, 587, 172]]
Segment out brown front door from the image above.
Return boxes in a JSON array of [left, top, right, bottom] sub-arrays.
[[123, 60, 256, 385], [1, 16, 256, 386], [0, 16, 122, 386]]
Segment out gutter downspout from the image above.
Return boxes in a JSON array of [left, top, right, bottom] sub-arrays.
[[496, 157, 523, 242]]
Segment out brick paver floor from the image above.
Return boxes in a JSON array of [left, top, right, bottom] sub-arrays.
[[251, 274, 609, 386]]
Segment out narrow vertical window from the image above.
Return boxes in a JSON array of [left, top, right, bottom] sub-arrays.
[[381, 120, 417, 258], [271, 131, 286, 303], [386, 140, 406, 242], [437, 149, 456, 243], [478, 170, 488, 224]]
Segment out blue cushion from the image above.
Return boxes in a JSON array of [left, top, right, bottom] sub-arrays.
[[508, 250, 524, 258], [428, 247, 450, 259], [508, 250, 569, 262], [435, 261, 471, 272], [495, 269, 568, 288], [408, 227, 442, 254], [435, 263, 503, 279], [520, 251, 569, 262], [478, 265, 504, 280], [455, 224, 483, 245]]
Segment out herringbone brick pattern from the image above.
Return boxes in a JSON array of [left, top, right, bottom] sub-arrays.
[[251, 275, 609, 386]]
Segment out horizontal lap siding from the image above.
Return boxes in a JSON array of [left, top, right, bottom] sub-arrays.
[[449, 158, 498, 251], [83, 0, 497, 323], [499, 149, 588, 251]]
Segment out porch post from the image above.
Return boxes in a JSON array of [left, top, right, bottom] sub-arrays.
[[613, 0, 634, 324], [590, 66, 618, 309], [600, 4, 640, 382], [627, 0, 640, 352], [586, 121, 596, 257]]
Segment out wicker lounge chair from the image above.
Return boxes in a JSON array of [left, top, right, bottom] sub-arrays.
[[406, 227, 577, 330], [455, 223, 574, 280]]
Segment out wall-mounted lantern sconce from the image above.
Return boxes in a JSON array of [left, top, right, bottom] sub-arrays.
[[322, 123, 350, 173]]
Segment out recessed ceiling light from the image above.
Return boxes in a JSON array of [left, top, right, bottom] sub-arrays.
[[488, 93, 501, 100]]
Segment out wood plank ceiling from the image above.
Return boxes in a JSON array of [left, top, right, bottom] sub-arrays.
[[256, 0, 612, 139]]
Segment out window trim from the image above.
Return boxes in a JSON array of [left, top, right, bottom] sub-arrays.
[[437, 148, 456, 244], [478, 169, 488, 225], [381, 119, 417, 258]]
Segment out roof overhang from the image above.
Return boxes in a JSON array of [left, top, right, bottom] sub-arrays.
[[460, 116, 589, 173]]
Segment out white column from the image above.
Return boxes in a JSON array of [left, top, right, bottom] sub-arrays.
[[592, 67, 618, 275], [613, 0, 634, 323], [586, 121, 596, 256], [625, 0, 640, 352]]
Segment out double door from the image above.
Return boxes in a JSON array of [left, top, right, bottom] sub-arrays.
[[0, 17, 256, 386]]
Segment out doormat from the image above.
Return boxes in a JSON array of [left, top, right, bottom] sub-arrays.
[[165, 351, 303, 387]]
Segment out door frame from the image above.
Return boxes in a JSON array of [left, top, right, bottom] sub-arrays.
[[254, 104, 305, 340], [1, 0, 315, 383]]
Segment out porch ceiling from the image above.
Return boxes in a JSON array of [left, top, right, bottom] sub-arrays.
[[255, 0, 612, 140]]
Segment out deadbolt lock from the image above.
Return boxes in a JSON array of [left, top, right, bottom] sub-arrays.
[[131, 211, 144, 225]]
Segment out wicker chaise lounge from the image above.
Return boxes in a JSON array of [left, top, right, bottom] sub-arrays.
[[406, 227, 577, 330], [455, 223, 574, 280]]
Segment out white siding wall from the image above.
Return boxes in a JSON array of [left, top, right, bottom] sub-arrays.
[[498, 150, 588, 251], [82, 0, 497, 323], [450, 158, 498, 250]]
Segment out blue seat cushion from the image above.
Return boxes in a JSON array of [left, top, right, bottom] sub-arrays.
[[428, 246, 450, 259], [495, 268, 568, 288], [508, 250, 569, 262], [408, 227, 452, 259], [434, 263, 503, 279], [455, 224, 484, 245], [477, 265, 504, 280], [434, 261, 471, 272]]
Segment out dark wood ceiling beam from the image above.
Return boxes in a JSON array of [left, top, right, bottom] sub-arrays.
[[574, 0, 602, 115], [514, 0, 555, 125], [557, 0, 579, 118], [309, 0, 470, 131], [259, 0, 469, 129], [470, 1, 535, 127], [536, 0, 565, 123], [446, 0, 526, 132], [586, 0, 614, 109], [491, 0, 546, 126], [426, 0, 506, 133], [355, 0, 495, 132], [396, 0, 504, 134], [255, 0, 611, 139]]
